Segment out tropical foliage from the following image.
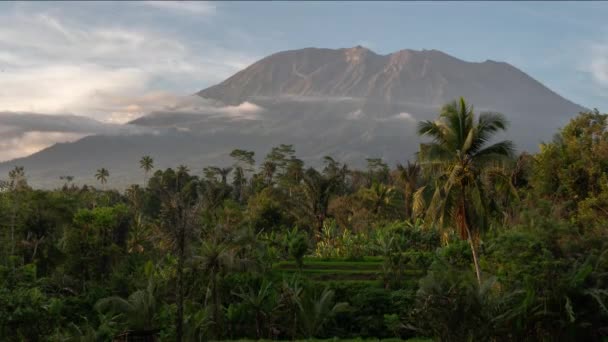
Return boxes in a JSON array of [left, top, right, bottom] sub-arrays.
[[1, 99, 607, 341]]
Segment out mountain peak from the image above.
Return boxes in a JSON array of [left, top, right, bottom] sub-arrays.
[[344, 45, 372, 64], [198, 46, 566, 108]]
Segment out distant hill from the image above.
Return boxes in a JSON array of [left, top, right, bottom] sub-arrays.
[[0, 46, 586, 188]]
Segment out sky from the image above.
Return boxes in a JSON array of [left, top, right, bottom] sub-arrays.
[[1, 1, 608, 161]]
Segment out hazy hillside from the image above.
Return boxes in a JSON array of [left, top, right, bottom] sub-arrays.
[[0, 47, 586, 188]]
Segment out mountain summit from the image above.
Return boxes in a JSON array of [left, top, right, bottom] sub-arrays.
[[0, 47, 586, 187], [198, 46, 581, 115]]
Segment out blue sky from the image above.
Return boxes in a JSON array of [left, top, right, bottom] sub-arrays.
[[0, 1, 607, 159]]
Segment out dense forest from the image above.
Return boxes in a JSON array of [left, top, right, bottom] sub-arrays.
[[1, 98, 608, 341]]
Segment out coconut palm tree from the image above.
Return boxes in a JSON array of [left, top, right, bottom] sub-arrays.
[[139, 155, 154, 187], [416, 97, 514, 285], [8, 166, 26, 256], [232, 280, 275, 339], [95, 276, 158, 333], [158, 184, 202, 342], [95, 168, 109, 190], [396, 161, 421, 220], [359, 182, 399, 218], [176, 164, 190, 190], [197, 238, 233, 335], [204, 166, 233, 185], [195, 226, 258, 338], [298, 288, 349, 338], [300, 168, 339, 237]]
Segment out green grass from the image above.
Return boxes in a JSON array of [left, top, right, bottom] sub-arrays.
[[272, 257, 424, 283], [219, 339, 432, 342], [274, 261, 382, 270]]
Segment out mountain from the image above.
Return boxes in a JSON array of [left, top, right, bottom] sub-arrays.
[[0, 47, 586, 188]]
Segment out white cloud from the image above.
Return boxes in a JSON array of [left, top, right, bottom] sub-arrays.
[[0, 112, 156, 161], [0, 8, 255, 120], [0, 5, 258, 159], [140, 1, 217, 15], [391, 112, 416, 121], [0, 131, 87, 161], [587, 43, 608, 87], [214, 102, 264, 120]]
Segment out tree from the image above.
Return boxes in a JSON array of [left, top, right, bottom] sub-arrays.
[[366, 158, 390, 185], [95, 276, 159, 333], [139, 155, 154, 187], [232, 280, 275, 339], [176, 165, 190, 190], [358, 182, 399, 219], [196, 225, 258, 338], [298, 288, 348, 338], [8, 166, 27, 256], [300, 168, 339, 237], [158, 182, 201, 342], [197, 236, 233, 337], [95, 168, 110, 190], [230, 149, 255, 203], [204, 166, 233, 186], [396, 161, 421, 220], [417, 97, 514, 285]]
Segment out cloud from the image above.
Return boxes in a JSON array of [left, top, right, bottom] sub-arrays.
[[0, 112, 154, 161], [0, 131, 88, 161], [139, 1, 217, 15], [391, 112, 416, 121], [587, 43, 608, 88], [141, 97, 266, 124], [0, 3, 259, 159], [0, 6, 256, 121]]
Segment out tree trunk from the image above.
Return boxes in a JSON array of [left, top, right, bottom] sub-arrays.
[[10, 205, 16, 257], [458, 183, 481, 286], [212, 273, 221, 339], [176, 224, 185, 342], [461, 181, 482, 286], [466, 226, 482, 286]]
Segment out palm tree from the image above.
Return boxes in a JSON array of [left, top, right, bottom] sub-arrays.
[[195, 226, 257, 338], [396, 161, 421, 220], [232, 280, 274, 339], [158, 184, 202, 342], [277, 276, 305, 339], [8, 166, 26, 256], [262, 160, 277, 186], [95, 276, 158, 333], [300, 168, 339, 237], [417, 97, 513, 285], [197, 238, 233, 336], [139, 155, 154, 187], [95, 168, 110, 190], [298, 288, 349, 338], [204, 166, 233, 185], [176, 164, 190, 190], [359, 182, 399, 217]]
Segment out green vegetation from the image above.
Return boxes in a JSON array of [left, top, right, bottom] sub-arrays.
[[1, 98, 608, 341]]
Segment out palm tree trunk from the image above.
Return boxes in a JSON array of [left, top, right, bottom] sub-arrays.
[[10, 204, 16, 257], [405, 184, 413, 220], [466, 226, 482, 286], [460, 182, 482, 286], [212, 273, 221, 338], [176, 223, 185, 342]]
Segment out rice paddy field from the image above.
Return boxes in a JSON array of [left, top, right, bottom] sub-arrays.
[[272, 257, 424, 284]]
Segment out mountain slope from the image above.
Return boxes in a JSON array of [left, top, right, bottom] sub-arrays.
[[198, 46, 582, 114], [0, 47, 586, 188]]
